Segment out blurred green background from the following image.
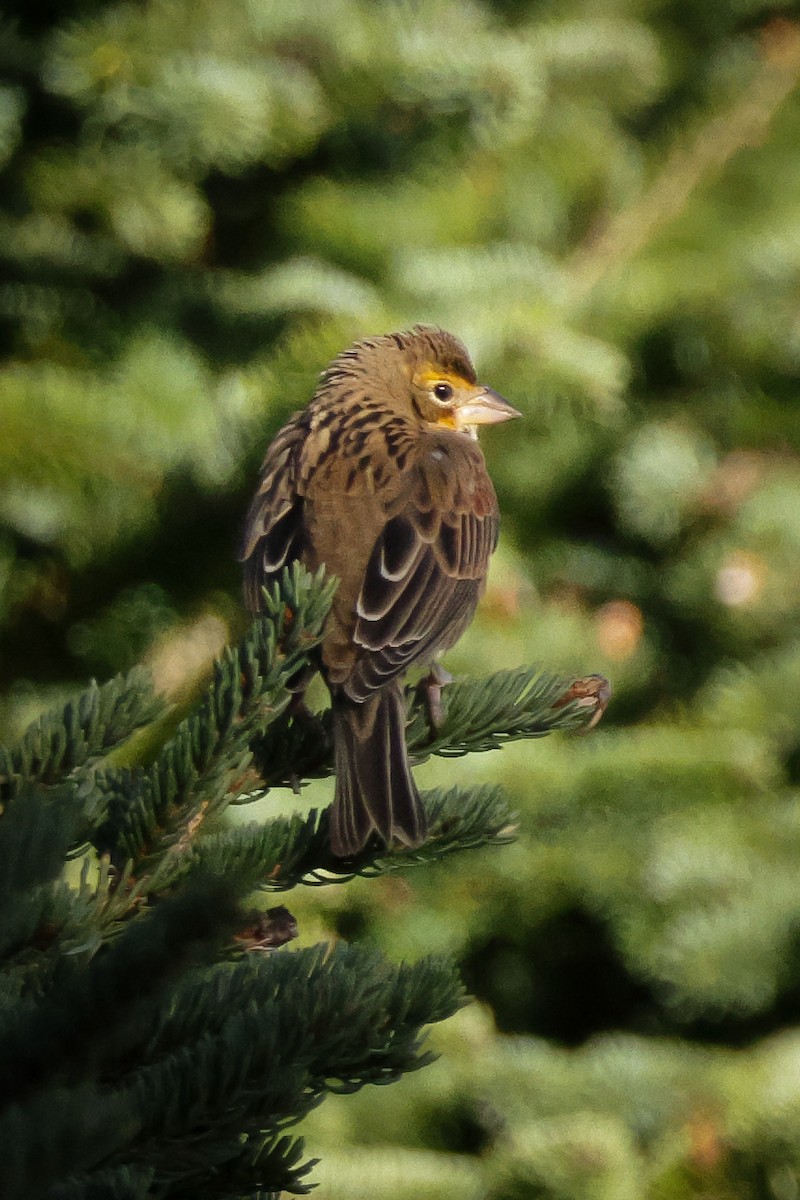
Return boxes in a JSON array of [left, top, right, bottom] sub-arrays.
[[3, 0, 800, 1195]]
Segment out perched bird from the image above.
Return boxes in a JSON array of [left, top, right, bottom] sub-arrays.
[[240, 326, 520, 857]]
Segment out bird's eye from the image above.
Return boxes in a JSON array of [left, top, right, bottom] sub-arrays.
[[433, 382, 454, 402]]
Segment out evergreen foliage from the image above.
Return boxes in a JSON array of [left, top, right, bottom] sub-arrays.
[[3, 0, 800, 1196], [0, 564, 600, 1197]]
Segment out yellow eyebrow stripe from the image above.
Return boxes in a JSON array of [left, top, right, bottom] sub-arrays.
[[417, 367, 474, 389]]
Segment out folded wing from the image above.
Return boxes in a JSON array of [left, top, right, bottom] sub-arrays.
[[345, 438, 499, 702], [239, 413, 308, 612]]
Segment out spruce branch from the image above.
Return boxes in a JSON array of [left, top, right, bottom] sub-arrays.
[[0, 947, 459, 1199], [0, 1084, 141, 1200], [0, 559, 600, 1196], [0, 874, 242, 1110], [248, 664, 606, 793], [110, 945, 461, 1191], [0, 782, 88, 962], [0, 668, 164, 807], [48, 1163, 156, 1200], [91, 565, 336, 885], [189, 783, 515, 890], [0, 783, 83, 898], [135, 943, 462, 1083], [407, 666, 606, 759], [160, 1133, 316, 1200]]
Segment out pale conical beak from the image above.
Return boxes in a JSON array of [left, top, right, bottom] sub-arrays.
[[454, 387, 522, 429]]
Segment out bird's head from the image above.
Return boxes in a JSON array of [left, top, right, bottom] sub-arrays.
[[320, 325, 521, 436], [406, 326, 522, 436]]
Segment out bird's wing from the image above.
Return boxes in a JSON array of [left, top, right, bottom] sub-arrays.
[[239, 411, 308, 612], [344, 434, 499, 702]]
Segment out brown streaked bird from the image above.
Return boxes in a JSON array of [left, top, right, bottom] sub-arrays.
[[240, 326, 520, 857]]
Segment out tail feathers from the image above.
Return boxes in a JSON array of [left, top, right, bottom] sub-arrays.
[[330, 682, 426, 857]]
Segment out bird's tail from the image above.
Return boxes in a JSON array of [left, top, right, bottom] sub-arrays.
[[330, 681, 427, 857]]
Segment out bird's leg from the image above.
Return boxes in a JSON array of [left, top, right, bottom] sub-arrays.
[[287, 689, 313, 721], [418, 661, 453, 733], [285, 662, 315, 705], [285, 683, 319, 793]]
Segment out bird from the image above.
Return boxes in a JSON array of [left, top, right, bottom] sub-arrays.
[[240, 325, 520, 857]]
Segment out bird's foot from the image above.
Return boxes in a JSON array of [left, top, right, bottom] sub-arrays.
[[417, 663, 453, 733]]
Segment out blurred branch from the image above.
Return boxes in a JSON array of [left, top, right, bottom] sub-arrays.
[[567, 19, 800, 300]]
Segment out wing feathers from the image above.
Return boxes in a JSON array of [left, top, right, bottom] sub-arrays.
[[242, 410, 499, 696], [380, 515, 419, 581], [356, 550, 437, 649], [348, 435, 499, 697], [239, 413, 307, 613]]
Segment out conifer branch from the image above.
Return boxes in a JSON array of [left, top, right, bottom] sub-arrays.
[[166, 1133, 316, 1200], [0, 875, 242, 1110], [407, 665, 601, 759], [0, 782, 87, 961], [48, 1162, 156, 1200], [4, 947, 461, 1199], [0, 1085, 141, 1200], [190, 784, 515, 891], [248, 664, 604, 794], [109, 945, 461, 1191], [91, 565, 336, 885], [0, 560, 599, 1195], [0, 667, 164, 807]]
